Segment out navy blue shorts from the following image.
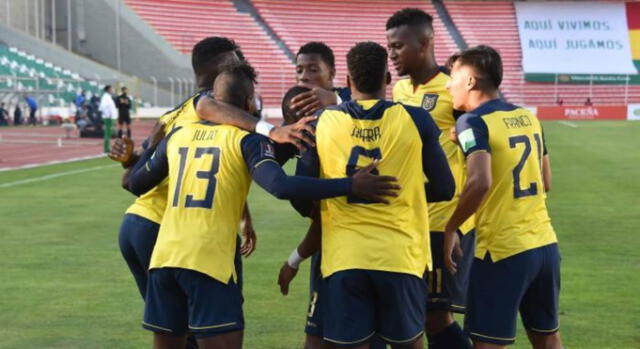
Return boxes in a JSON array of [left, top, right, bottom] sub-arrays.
[[305, 252, 324, 336], [323, 269, 426, 347], [143, 267, 244, 338], [118, 214, 243, 299], [426, 230, 475, 313], [306, 255, 387, 348], [465, 243, 561, 345], [118, 213, 160, 299]]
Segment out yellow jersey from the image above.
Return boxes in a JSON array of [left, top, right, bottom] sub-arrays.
[[393, 70, 474, 234], [125, 93, 202, 223], [456, 99, 557, 261], [309, 99, 449, 278], [147, 122, 253, 283]]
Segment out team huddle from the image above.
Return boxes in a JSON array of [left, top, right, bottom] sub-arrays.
[[109, 8, 563, 349]]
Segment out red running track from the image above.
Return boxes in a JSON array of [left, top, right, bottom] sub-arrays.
[[0, 120, 156, 171]]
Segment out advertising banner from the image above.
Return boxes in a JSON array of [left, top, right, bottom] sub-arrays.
[[537, 106, 627, 120], [515, 2, 638, 75]]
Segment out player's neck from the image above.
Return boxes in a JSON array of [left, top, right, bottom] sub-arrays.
[[409, 61, 439, 88], [351, 90, 384, 101], [465, 91, 499, 111]]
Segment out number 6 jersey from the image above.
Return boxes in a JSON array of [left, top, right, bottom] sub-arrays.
[[298, 99, 453, 279], [456, 99, 557, 262]]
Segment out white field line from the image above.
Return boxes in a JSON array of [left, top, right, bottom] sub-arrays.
[[0, 154, 109, 173], [0, 162, 118, 188]]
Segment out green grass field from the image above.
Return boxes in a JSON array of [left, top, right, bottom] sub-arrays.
[[1, 121, 639, 348]]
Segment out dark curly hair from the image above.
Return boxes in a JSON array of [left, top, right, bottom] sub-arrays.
[[346, 42, 388, 94]]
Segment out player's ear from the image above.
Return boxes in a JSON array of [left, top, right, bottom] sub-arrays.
[[346, 74, 352, 89], [466, 75, 476, 91], [329, 67, 336, 81], [385, 71, 391, 85]]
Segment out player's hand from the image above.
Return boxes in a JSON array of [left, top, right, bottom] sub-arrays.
[[240, 217, 257, 257], [268, 116, 316, 151], [351, 160, 401, 204], [277, 262, 299, 296], [444, 230, 463, 275], [449, 127, 458, 144], [290, 87, 338, 117], [108, 136, 134, 165]]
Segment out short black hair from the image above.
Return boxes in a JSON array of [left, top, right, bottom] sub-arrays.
[[103, 85, 111, 92], [386, 8, 433, 34], [347, 42, 388, 95], [213, 63, 257, 109], [447, 45, 503, 90], [192, 37, 245, 88], [281, 85, 311, 125], [297, 42, 335, 69]]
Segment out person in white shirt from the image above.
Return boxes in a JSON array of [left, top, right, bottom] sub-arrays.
[[99, 85, 117, 152]]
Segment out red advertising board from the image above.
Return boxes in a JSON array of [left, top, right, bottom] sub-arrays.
[[537, 106, 627, 120]]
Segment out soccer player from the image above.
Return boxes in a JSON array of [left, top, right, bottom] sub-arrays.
[[443, 45, 562, 349], [289, 42, 351, 116], [386, 8, 474, 349], [293, 41, 455, 349], [111, 37, 318, 305], [128, 63, 399, 349]]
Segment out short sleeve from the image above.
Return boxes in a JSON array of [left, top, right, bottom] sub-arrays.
[[456, 112, 490, 157], [402, 104, 441, 143]]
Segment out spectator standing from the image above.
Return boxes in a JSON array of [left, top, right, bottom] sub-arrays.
[[99, 85, 117, 153], [13, 104, 22, 125], [116, 86, 132, 138], [0, 103, 8, 126], [25, 95, 38, 126], [75, 91, 87, 120]]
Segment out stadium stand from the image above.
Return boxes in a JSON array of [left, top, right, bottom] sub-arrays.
[[0, 45, 102, 107], [252, 0, 459, 90], [446, 1, 640, 106], [124, 0, 296, 107]]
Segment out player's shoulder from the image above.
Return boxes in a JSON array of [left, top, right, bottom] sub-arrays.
[[469, 99, 519, 119], [160, 91, 204, 126], [392, 77, 412, 92]]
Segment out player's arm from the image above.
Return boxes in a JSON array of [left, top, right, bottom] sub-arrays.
[[541, 129, 551, 192], [240, 203, 257, 257], [128, 127, 181, 196], [278, 214, 321, 295], [406, 106, 455, 202], [241, 134, 399, 204], [444, 114, 492, 274], [196, 93, 316, 151]]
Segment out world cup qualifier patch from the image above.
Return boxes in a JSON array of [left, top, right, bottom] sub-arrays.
[[261, 140, 276, 159], [421, 94, 439, 112]]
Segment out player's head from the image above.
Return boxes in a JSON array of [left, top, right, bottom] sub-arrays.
[[213, 63, 257, 116], [121, 86, 128, 94], [346, 42, 390, 97], [446, 45, 502, 111], [104, 85, 112, 94], [192, 36, 245, 90], [296, 42, 336, 90], [281, 85, 311, 125], [386, 8, 435, 77]]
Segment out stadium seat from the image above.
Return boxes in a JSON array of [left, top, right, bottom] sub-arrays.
[[124, 0, 296, 107]]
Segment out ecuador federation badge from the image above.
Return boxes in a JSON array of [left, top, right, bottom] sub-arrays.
[[421, 94, 439, 112]]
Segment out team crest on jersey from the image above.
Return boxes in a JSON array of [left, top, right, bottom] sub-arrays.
[[421, 94, 439, 112]]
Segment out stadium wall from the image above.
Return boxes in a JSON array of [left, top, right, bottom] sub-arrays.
[[77, 0, 192, 83]]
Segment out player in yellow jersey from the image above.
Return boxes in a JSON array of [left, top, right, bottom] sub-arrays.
[[293, 42, 455, 349], [386, 8, 474, 349], [111, 37, 319, 305], [443, 46, 562, 349], [127, 63, 399, 349]]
